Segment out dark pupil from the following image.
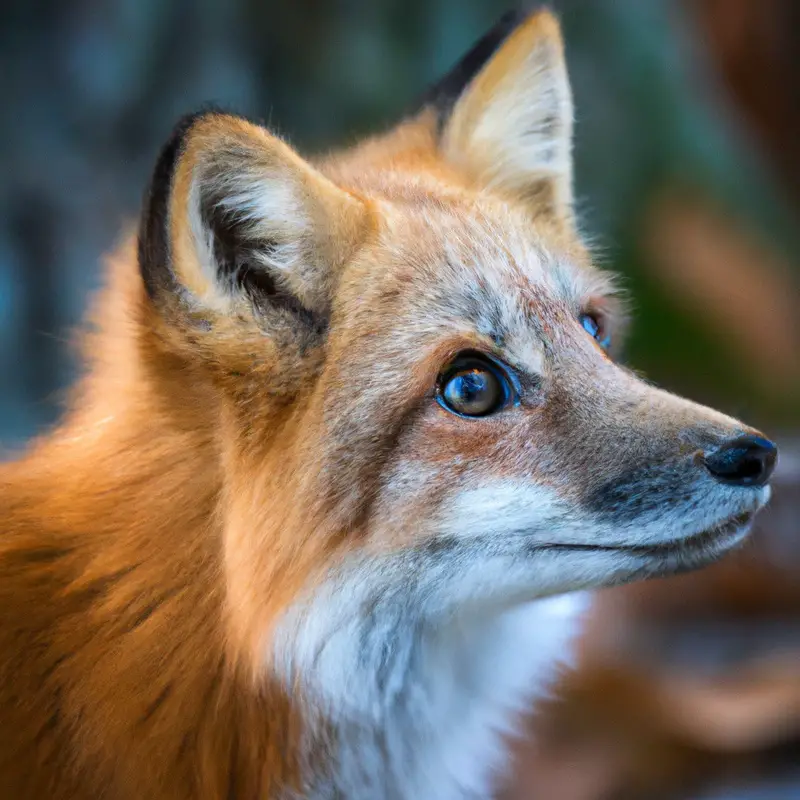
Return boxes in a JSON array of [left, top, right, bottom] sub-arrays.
[[443, 369, 501, 416]]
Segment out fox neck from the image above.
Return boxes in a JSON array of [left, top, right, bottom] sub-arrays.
[[275, 564, 588, 799]]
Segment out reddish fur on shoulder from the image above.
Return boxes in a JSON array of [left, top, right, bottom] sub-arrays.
[[0, 251, 310, 797]]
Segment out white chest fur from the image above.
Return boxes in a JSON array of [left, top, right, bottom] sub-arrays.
[[274, 589, 591, 799]]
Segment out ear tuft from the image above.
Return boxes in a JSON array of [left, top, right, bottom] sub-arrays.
[[138, 111, 368, 332], [425, 9, 574, 219]]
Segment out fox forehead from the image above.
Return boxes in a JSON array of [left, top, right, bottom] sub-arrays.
[[334, 194, 617, 372]]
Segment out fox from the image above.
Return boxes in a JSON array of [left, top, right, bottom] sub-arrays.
[[0, 8, 778, 800]]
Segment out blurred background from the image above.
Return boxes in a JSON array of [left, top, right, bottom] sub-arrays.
[[1, 0, 798, 797]]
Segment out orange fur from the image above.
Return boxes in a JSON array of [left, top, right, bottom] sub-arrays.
[[0, 253, 308, 797]]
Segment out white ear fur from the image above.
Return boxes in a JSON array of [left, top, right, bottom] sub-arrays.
[[168, 115, 367, 316], [441, 11, 574, 217]]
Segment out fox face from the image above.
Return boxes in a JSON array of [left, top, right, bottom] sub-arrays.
[[139, 11, 773, 624], [129, 9, 776, 796]]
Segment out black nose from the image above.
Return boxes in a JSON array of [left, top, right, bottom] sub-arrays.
[[704, 434, 778, 487]]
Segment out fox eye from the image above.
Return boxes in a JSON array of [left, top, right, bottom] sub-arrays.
[[437, 353, 512, 418], [580, 313, 611, 350]]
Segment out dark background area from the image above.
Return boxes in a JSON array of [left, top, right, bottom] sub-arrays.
[[1, 1, 798, 798]]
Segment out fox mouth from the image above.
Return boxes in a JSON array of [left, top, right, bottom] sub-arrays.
[[616, 510, 754, 556], [540, 511, 755, 557]]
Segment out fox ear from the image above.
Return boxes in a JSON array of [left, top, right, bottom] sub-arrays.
[[426, 10, 573, 219], [138, 111, 368, 331]]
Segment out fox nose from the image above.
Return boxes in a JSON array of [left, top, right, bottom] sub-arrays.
[[703, 434, 778, 487]]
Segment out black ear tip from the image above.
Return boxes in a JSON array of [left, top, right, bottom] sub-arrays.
[[417, 6, 534, 126], [137, 107, 228, 302]]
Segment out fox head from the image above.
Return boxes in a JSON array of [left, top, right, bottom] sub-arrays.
[[136, 11, 776, 676]]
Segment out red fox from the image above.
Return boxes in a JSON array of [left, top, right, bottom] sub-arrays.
[[0, 9, 778, 800]]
